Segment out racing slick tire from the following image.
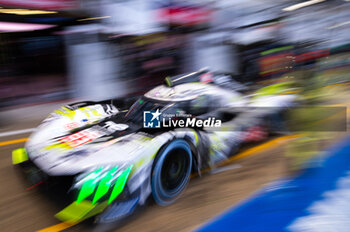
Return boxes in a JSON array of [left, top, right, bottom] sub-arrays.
[[151, 139, 192, 206]]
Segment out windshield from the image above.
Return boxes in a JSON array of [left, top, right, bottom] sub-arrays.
[[125, 97, 184, 123], [125, 95, 215, 124]]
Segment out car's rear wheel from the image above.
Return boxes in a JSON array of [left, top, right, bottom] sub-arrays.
[[151, 139, 192, 206]]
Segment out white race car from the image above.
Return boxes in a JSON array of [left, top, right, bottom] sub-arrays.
[[12, 69, 296, 225]]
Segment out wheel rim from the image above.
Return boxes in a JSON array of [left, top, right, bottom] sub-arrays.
[[152, 140, 193, 205], [160, 148, 190, 193]]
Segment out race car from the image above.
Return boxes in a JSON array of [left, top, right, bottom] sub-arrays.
[[12, 69, 296, 225]]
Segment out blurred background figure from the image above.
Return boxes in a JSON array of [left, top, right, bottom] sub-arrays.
[[1, 0, 350, 106], [1, 0, 350, 127]]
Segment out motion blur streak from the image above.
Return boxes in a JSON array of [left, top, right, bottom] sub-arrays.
[[283, 0, 325, 11], [0, 21, 55, 31], [36, 222, 77, 232], [191, 135, 299, 178], [0, 128, 35, 137], [226, 134, 301, 163], [0, 138, 28, 146]]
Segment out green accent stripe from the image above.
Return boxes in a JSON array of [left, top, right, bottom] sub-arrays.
[[260, 45, 294, 56], [165, 76, 172, 87], [190, 129, 199, 146], [108, 165, 133, 204], [12, 148, 28, 165], [77, 168, 103, 203], [93, 166, 118, 204]]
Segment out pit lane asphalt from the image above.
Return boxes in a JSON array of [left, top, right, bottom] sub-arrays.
[[0, 132, 61, 232]]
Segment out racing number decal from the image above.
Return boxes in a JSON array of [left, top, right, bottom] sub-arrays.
[[79, 106, 102, 118], [59, 121, 129, 148], [60, 129, 102, 148], [54, 107, 76, 120], [55, 106, 102, 121]]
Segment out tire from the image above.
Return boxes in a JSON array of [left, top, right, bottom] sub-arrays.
[[151, 139, 192, 206]]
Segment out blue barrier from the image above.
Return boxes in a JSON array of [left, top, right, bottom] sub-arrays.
[[196, 135, 350, 232]]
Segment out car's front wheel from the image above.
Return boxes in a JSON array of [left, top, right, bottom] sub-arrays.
[[151, 139, 192, 206]]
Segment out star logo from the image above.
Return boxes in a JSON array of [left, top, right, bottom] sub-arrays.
[[151, 109, 161, 121], [143, 109, 161, 128]]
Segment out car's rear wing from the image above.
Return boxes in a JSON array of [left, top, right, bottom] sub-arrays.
[[164, 68, 209, 87]]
